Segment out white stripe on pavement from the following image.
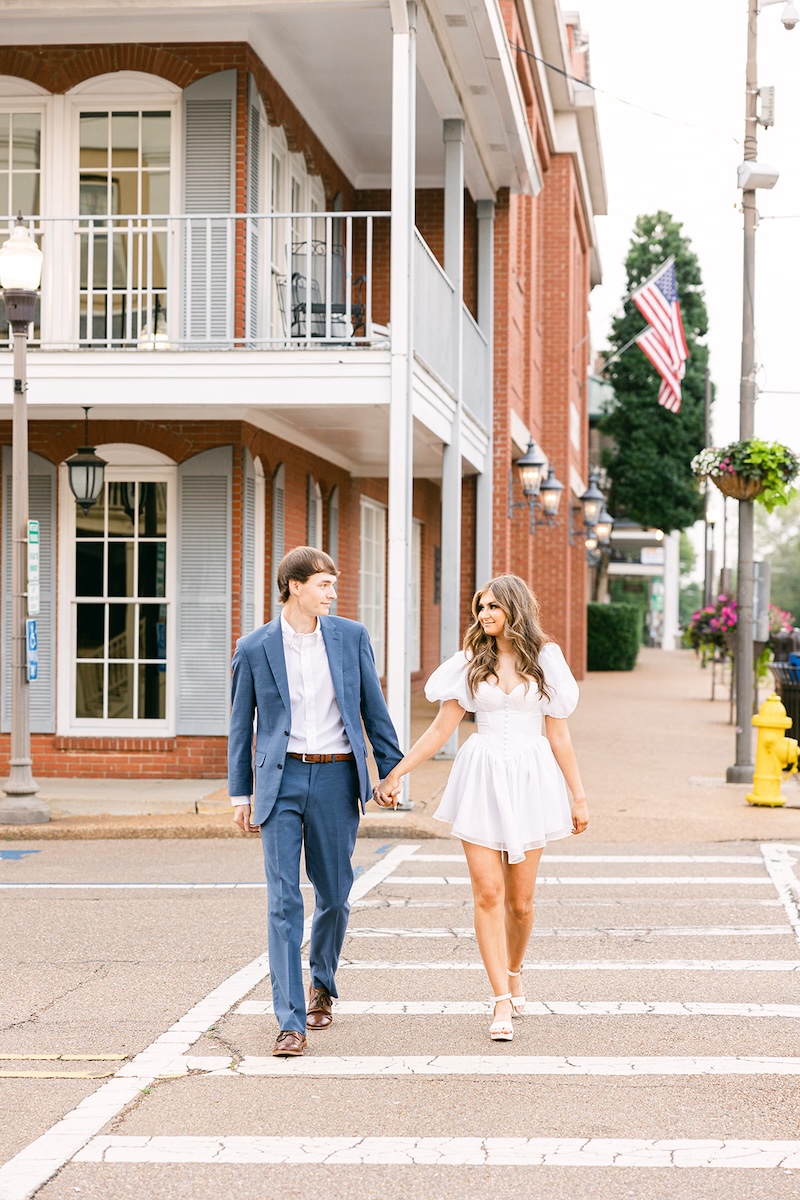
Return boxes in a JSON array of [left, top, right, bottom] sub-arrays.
[[344, 925, 791, 938], [413, 854, 766, 864], [73, 1135, 800, 1167], [0, 843, 419, 1200], [350, 897, 784, 908], [332, 959, 800, 972], [234, 999, 800, 1018], [161, 1054, 800, 1078], [0, 882, 277, 890], [761, 843, 800, 947], [386, 876, 771, 886]]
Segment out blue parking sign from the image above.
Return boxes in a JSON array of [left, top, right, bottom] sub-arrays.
[[26, 618, 38, 682]]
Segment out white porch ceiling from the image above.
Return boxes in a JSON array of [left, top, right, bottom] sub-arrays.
[[0, 0, 537, 198]]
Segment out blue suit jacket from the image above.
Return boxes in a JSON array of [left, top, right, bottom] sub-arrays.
[[228, 614, 403, 825]]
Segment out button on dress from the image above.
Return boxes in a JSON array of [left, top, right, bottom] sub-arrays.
[[425, 643, 579, 864]]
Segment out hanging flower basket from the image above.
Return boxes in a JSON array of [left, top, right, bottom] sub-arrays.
[[691, 439, 800, 513], [711, 474, 765, 502]]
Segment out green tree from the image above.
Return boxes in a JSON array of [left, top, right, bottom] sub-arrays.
[[755, 497, 800, 623], [600, 212, 709, 533]]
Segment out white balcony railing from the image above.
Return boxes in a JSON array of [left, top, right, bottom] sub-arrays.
[[0, 214, 490, 430], [462, 304, 490, 427], [0, 212, 389, 350], [413, 229, 457, 391]]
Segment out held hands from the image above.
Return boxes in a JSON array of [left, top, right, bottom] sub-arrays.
[[571, 796, 589, 836], [233, 804, 260, 834], [373, 773, 402, 809]]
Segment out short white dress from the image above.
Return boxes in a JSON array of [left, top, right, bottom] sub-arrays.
[[426, 643, 579, 864]]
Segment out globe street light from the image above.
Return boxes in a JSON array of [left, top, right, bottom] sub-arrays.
[[0, 216, 48, 822]]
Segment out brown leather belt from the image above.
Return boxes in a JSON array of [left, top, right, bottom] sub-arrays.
[[286, 752, 355, 764]]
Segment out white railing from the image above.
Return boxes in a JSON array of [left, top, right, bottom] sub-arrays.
[[461, 303, 490, 426], [0, 212, 389, 350], [413, 229, 457, 392]]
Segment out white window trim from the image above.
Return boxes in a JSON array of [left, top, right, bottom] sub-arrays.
[[254, 456, 266, 630], [57, 75, 182, 347], [57, 446, 177, 737], [410, 518, 422, 674], [359, 496, 387, 677]]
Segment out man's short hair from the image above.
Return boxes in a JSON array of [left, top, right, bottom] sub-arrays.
[[277, 546, 338, 603]]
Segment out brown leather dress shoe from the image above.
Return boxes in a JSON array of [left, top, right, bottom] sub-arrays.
[[306, 984, 333, 1029], [272, 1030, 307, 1057]]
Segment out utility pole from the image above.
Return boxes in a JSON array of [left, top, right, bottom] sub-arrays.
[[727, 0, 759, 783]]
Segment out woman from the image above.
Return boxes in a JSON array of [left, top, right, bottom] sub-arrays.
[[377, 575, 588, 1043]]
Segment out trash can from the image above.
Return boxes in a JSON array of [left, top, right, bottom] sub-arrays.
[[769, 657, 800, 741]]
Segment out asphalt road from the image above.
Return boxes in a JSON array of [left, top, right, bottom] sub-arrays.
[[2, 834, 800, 1200]]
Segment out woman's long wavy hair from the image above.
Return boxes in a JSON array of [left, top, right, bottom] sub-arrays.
[[463, 575, 550, 699]]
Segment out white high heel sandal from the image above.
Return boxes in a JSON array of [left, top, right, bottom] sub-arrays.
[[489, 993, 514, 1042], [508, 966, 526, 1017]]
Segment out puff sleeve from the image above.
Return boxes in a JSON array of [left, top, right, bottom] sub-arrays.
[[539, 643, 579, 718], [424, 651, 477, 713]]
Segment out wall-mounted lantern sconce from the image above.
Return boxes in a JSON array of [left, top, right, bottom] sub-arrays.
[[569, 470, 615, 566], [66, 407, 106, 515], [508, 441, 565, 533], [579, 470, 606, 528]]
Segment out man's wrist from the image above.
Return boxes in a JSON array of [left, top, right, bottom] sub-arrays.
[[230, 797, 251, 808]]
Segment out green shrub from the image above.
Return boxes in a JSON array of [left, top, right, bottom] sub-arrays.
[[587, 602, 641, 671]]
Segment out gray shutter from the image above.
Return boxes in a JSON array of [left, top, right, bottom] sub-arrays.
[[182, 70, 236, 346], [271, 463, 285, 619], [176, 446, 232, 734], [246, 75, 262, 345], [242, 449, 256, 635], [2, 450, 56, 733], [307, 474, 319, 547]]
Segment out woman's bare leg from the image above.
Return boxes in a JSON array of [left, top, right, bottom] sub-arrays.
[[503, 848, 544, 1001], [462, 841, 513, 1025]]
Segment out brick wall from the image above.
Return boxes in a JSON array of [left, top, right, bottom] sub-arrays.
[[0, 42, 353, 204], [0, 418, 443, 777]]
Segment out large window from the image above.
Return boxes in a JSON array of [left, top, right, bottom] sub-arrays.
[[74, 476, 169, 723], [0, 111, 41, 216], [0, 110, 42, 336], [359, 498, 386, 676], [78, 109, 171, 345]]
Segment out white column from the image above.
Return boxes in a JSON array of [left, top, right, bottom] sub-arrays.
[[661, 530, 681, 651], [474, 199, 495, 588], [437, 118, 465, 760], [386, 0, 417, 774]]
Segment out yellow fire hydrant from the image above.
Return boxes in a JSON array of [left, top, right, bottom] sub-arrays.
[[746, 693, 799, 807]]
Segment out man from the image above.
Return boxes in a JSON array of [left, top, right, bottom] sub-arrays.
[[229, 546, 402, 1057]]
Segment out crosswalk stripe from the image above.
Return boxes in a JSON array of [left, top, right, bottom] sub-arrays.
[[344, 925, 791, 938], [387, 876, 771, 886], [74, 1135, 800, 1167], [332, 959, 800, 972], [414, 854, 766, 864], [761, 843, 800, 947], [351, 897, 785, 908], [233, 1000, 800, 1018], [161, 1055, 800, 1078]]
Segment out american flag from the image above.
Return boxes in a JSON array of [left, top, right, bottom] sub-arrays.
[[632, 258, 689, 414]]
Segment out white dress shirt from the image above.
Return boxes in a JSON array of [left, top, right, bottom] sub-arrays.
[[280, 613, 351, 755], [230, 614, 350, 805]]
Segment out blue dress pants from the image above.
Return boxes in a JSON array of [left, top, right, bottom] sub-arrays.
[[260, 756, 360, 1033]]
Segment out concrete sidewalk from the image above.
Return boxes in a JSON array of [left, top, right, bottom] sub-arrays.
[[2, 647, 799, 842]]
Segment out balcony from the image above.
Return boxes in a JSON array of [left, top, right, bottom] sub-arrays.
[[4, 211, 389, 350], [1, 212, 490, 472]]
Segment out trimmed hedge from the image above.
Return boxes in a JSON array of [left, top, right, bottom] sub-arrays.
[[587, 602, 641, 671]]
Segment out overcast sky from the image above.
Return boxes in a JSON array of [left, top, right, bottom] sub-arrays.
[[576, 0, 800, 455]]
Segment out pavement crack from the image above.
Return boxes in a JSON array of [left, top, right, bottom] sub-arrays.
[[0, 962, 110, 1033]]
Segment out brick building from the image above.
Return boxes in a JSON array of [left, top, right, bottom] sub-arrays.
[[0, 0, 605, 780]]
